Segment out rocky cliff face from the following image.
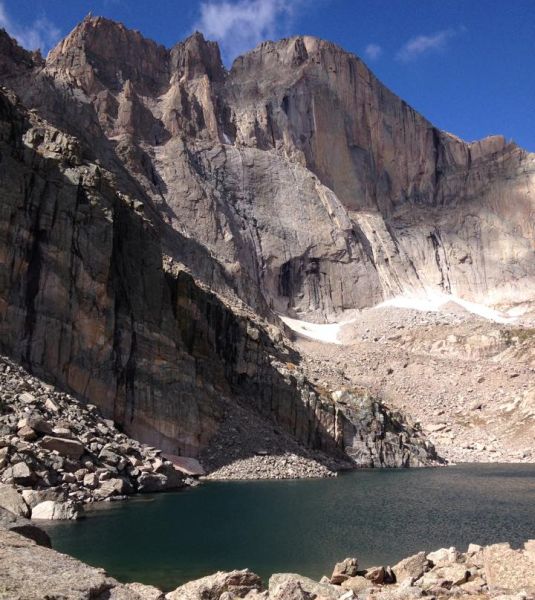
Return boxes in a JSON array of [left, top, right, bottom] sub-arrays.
[[40, 18, 535, 319], [0, 72, 436, 469], [0, 15, 530, 470]]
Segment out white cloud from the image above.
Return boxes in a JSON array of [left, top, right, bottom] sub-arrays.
[[193, 0, 296, 64], [396, 28, 457, 62], [364, 43, 382, 61], [0, 2, 60, 55]]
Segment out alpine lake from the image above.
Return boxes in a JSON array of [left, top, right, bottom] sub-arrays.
[[42, 463, 535, 592]]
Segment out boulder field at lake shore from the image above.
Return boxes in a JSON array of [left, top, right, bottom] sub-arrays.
[[0, 356, 207, 521], [1, 526, 534, 599]]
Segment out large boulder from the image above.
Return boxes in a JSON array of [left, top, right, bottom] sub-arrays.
[[31, 500, 80, 520], [0, 483, 29, 517], [154, 463, 184, 490], [40, 436, 85, 458], [330, 557, 359, 584], [268, 578, 313, 600], [0, 529, 157, 598], [426, 547, 458, 567], [364, 566, 385, 584], [269, 574, 345, 600], [166, 569, 262, 600], [392, 551, 429, 583], [93, 477, 132, 500], [340, 575, 372, 593], [6, 461, 34, 485], [483, 542, 535, 595], [18, 415, 53, 435], [161, 454, 205, 477], [137, 472, 167, 493]]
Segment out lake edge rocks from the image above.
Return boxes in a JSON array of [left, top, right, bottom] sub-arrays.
[[0, 355, 199, 520], [1, 526, 534, 599]]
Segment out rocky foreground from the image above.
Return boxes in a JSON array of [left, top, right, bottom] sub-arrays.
[[2, 526, 534, 599]]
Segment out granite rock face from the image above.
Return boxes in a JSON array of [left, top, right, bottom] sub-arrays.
[[41, 17, 535, 320], [3, 16, 528, 470], [0, 53, 439, 471]]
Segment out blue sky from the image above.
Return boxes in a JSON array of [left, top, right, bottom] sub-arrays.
[[1, 0, 534, 150]]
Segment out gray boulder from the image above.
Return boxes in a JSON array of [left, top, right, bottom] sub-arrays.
[[0, 483, 29, 517], [40, 436, 85, 459], [269, 574, 345, 600], [166, 569, 262, 600], [31, 500, 80, 520], [330, 557, 359, 584]]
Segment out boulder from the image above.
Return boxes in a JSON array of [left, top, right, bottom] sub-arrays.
[[21, 488, 65, 509], [9, 461, 34, 485], [330, 557, 359, 584], [52, 426, 74, 439], [340, 575, 372, 593], [483, 542, 535, 594], [426, 546, 458, 567], [31, 500, 80, 520], [268, 578, 313, 600], [99, 444, 122, 466], [44, 398, 59, 412], [18, 392, 36, 404], [364, 566, 385, 584], [0, 529, 155, 597], [0, 483, 29, 517], [62, 472, 77, 483], [126, 582, 165, 599], [18, 425, 37, 441], [392, 551, 429, 583], [83, 472, 99, 489], [166, 569, 262, 600], [466, 543, 483, 556], [154, 463, 184, 489], [162, 454, 205, 477], [19, 415, 53, 435], [93, 477, 132, 499], [137, 472, 167, 493], [40, 436, 85, 459], [269, 574, 344, 600], [433, 563, 469, 587]]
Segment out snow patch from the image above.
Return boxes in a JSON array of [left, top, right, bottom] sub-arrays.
[[378, 291, 517, 324], [280, 316, 353, 344]]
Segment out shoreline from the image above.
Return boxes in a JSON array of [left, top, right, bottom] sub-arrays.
[[2, 525, 534, 598]]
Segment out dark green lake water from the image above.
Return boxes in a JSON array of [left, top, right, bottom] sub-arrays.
[[42, 464, 535, 592]]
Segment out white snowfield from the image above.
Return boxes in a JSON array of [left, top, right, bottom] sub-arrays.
[[281, 291, 521, 345], [378, 290, 518, 324], [279, 316, 350, 344]]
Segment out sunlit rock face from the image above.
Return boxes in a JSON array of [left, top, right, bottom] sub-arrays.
[[0, 15, 531, 466], [43, 18, 535, 319]]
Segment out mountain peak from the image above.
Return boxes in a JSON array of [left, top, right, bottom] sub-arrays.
[[47, 15, 169, 94]]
